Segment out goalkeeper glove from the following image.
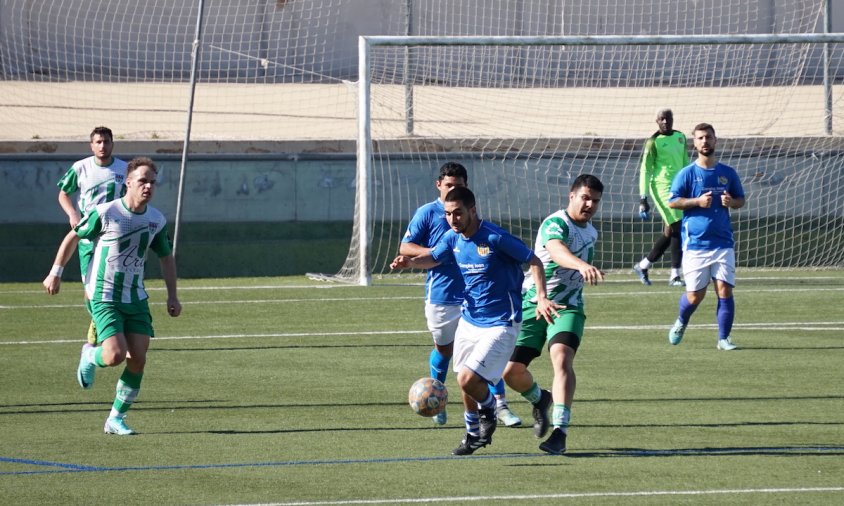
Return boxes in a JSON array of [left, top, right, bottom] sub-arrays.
[[638, 196, 651, 220]]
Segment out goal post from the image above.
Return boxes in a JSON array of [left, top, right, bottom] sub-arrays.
[[333, 33, 844, 285]]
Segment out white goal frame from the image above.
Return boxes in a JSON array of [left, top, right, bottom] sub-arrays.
[[349, 33, 844, 286]]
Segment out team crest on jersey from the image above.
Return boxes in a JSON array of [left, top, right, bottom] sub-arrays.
[[114, 175, 125, 184], [719, 176, 728, 185], [148, 222, 159, 234], [476, 243, 490, 257]]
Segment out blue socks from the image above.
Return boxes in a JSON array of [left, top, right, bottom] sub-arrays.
[[716, 296, 735, 339], [489, 378, 506, 397], [429, 348, 450, 383], [678, 292, 698, 324], [678, 292, 735, 340]]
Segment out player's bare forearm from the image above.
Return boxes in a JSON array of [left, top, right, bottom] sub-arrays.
[[669, 192, 712, 210], [390, 253, 439, 271], [546, 240, 603, 284], [727, 196, 746, 209], [58, 192, 81, 227], [527, 256, 563, 323], [159, 255, 181, 317], [43, 230, 81, 294], [398, 242, 430, 257]]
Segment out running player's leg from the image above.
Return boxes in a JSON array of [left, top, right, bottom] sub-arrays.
[[104, 301, 153, 435], [712, 249, 738, 350], [538, 311, 584, 454], [78, 240, 98, 345], [504, 305, 552, 438], [425, 302, 459, 425]]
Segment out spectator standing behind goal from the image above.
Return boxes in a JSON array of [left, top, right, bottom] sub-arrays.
[[503, 174, 604, 455], [391, 187, 560, 455], [44, 157, 181, 435], [633, 109, 689, 287], [400, 162, 522, 428], [57, 126, 128, 345], [666, 123, 746, 351]]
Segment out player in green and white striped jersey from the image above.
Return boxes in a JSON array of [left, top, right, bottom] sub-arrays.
[[504, 174, 605, 455], [57, 126, 128, 344], [45, 157, 181, 435]]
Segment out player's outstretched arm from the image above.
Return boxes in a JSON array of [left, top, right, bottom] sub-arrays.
[[398, 241, 430, 257], [545, 239, 604, 285], [159, 254, 181, 317], [527, 255, 564, 323], [390, 253, 439, 271], [43, 230, 82, 295]]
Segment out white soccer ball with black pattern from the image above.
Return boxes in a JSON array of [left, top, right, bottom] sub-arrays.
[[408, 377, 448, 417]]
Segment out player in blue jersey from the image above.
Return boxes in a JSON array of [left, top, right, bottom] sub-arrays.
[[504, 174, 604, 455], [44, 157, 182, 435], [400, 162, 522, 427], [392, 187, 560, 455], [667, 123, 746, 350], [57, 126, 128, 345]]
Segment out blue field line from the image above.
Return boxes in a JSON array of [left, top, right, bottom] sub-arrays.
[[0, 452, 539, 476], [0, 456, 107, 472], [4, 446, 844, 476]]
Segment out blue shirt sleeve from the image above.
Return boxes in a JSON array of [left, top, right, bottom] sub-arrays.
[[491, 231, 534, 264], [430, 232, 455, 265], [402, 206, 431, 246]]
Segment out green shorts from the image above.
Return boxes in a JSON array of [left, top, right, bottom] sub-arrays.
[[90, 299, 154, 343], [650, 184, 683, 225], [517, 302, 586, 354], [77, 239, 94, 284]]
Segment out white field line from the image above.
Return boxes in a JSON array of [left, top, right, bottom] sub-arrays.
[[2, 286, 844, 309], [221, 486, 844, 506], [0, 274, 842, 294], [3, 322, 843, 346]]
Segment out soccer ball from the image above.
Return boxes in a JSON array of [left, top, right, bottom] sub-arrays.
[[408, 377, 448, 417]]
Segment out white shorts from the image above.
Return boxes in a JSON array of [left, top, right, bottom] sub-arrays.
[[425, 302, 461, 346], [682, 248, 736, 292], [452, 319, 519, 385]]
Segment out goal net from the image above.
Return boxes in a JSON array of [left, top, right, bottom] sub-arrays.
[[333, 32, 844, 284]]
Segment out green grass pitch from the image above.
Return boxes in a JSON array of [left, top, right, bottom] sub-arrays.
[[1, 270, 842, 505]]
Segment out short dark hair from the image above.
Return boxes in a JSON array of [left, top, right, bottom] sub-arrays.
[[570, 174, 604, 194], [127, 156, 158, 175], [444, 186, 475, 209], [438, 162, 468, 183], [693, 122, 715, 137], [90, 126, 113, 142]]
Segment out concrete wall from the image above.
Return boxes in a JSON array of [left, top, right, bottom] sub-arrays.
[[0, 150, 357, 224]]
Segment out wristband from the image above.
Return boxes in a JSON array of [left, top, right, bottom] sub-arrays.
[[50, 265, 64, 277]]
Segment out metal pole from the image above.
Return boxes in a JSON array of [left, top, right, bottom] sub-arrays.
[[823, 0, 833, 135], [172, 0, 206, 258], [403, 0, 414, 135], [366, 33, 844, 47], [357, 36, 372, 286]]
